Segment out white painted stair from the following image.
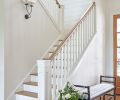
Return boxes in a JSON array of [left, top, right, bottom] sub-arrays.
[[30, 73, 38, 82], [23, 82, 38, 93], [16, 73, 38, 100]]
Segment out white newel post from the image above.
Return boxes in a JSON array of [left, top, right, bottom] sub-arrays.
[[37, 60, 51, 100]]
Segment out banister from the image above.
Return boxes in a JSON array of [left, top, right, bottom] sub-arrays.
[[48, 2, 96, 60], [41, 2, 96, 99]]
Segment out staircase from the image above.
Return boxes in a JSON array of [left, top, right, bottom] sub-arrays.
[[15, 1, 96, 100], [16, 73, 38, 100]]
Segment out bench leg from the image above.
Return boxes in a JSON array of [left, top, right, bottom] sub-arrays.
[[103, 95, 105, 100], [114, 89, 116, 100]]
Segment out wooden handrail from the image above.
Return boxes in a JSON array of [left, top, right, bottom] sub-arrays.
[[48, 2, 96, 60]]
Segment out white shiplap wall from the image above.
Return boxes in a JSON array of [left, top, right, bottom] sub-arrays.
[[64, 0, 92, 33], [4, 0, 60, 99]]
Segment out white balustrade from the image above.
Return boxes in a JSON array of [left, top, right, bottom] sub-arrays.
[[37, 2, 96, 100]]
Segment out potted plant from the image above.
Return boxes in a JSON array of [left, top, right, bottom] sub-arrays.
[[59, 82, 85, 100]]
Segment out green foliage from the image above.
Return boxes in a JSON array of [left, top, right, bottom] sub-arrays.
[[59, 82, 84, 100]]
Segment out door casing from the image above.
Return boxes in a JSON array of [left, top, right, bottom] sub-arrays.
[[113, 14, 120, 95]]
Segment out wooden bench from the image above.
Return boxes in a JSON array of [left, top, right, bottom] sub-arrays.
[[74, 76, 116, 100]]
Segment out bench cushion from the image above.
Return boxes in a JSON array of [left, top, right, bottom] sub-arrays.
[[75, 83, 114, 99], [90, 83, 114, 99]]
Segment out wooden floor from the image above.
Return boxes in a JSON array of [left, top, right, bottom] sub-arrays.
[[107, 96, 120, 100], [116, 96, 120, 100], [97, 95, 120, 100]]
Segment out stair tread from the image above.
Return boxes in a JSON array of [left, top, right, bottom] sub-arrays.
[[16, 91, 38, 98], [24, 81, 38, 86], [30, 73, 38, 76], [43, 58, 50, 60], [54, 45, 59, 47], [48, 51, 54, 53], [58, 40, 63, 41]]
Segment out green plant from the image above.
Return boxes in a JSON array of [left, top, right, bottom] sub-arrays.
[[59, 82, 84, 100]]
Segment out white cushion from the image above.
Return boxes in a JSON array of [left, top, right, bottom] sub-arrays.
[[75, 83, 114, 99], [90, 83, 114, 99]]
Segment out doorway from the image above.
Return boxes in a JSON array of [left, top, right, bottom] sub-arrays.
[[113, 14, 120, 95]]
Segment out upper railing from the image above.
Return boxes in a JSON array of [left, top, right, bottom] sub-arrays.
[[38, 0, 64, 32]]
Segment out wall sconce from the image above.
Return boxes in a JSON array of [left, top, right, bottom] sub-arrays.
[[22, 0, 37, 19]]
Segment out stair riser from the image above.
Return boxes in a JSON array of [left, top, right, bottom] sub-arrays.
[[23, 85, 38, 93], [31, 75, 38, 82], [16, 94, 37, 100]]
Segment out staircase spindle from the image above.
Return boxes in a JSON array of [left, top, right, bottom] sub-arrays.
[[80, 22, 82, 52]]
